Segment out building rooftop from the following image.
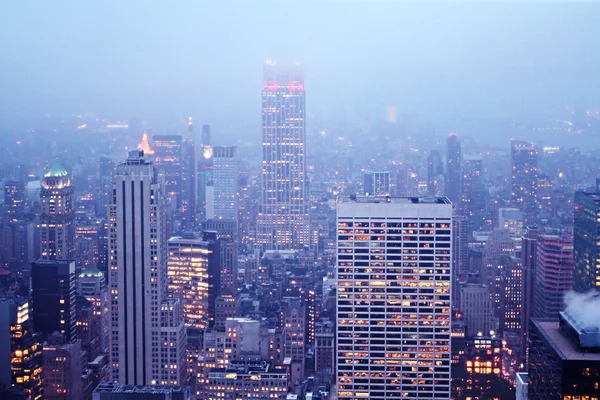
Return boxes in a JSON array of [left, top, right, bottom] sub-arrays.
[[79, 263, 103, 278], [262, 250, 298, 259], [559, 311, 600, 350], [516, 372, 528, 385], [44, 162, 69, 177], [94, 382, 190, 394], [576, 190, 600, 201], [533, 319, 600, 361], [337, 195, 450, 205]]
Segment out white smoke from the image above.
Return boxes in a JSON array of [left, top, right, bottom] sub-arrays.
[[564, 291, 600, 331]]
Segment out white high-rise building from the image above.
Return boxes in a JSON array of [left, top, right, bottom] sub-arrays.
[[109, 150, 186, 385], [210, 146, 238, 221], [256, 60, 309, 250], [336, 195, 452, 400]]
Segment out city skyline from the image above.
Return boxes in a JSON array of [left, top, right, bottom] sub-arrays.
[[2, 3, 600, 398]]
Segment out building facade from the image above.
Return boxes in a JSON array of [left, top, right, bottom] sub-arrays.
[[446, 134, 461, 204], [0, 298, 43, 399], [511, 140, 538, 223], [211, 146, 238, 222], [529, 314, 600, 400], [363, 170, 390, 196], [77, 263, 109, 354], [203, 363, 289, 400], [256, 61, 309, 250], [180, 139, 196, 229], [460, 155, 486, 231], [31, 260, 77, 342], [42, 332, 83, 400], [336, 195, 452, 399], [574, 189, 600, 292], [4, 180, 26, 222], [167, 234, 212, 330], [40, 163, 75, 261], [109, 150, 184, 385], [533, 230, 574, 319], [427, 150, 444, 196], [153, 135, 183, 212]]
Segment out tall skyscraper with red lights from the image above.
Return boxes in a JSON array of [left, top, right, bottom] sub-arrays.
[[257, 61, 309, 250]]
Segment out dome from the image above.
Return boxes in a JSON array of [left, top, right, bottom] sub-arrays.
[[42, 163, 71, 190], [44, 162, 69, 178], [79, 263, 103, 278]]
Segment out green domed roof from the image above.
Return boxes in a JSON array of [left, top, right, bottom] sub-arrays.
[[79, 263, 103, 278], [44, 162, 69, 178]]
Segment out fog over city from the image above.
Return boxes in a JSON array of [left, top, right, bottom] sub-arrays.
[[2, 1, 600, 140]]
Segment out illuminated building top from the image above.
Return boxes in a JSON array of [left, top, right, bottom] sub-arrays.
[[42, 162, 71, 190], [137, 132, 155, 155]]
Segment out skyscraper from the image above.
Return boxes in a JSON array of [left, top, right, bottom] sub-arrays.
[[201, 124, 211, 147], [40, 163, 75, 261], [0, 298, 43, 399], [511, 140, 538, 223], [77, 263, 109, 354], [460, 155, 486, 231], [427, 150, 444, 196], [31, 260, 77, 342], [153, 135, 183, 212], [446, 133, 462, 204], [197, 129, 213, 222], [452, 212, 468, 310], [282, 298, 306, 376], [520, 226, 538, 364], [167, 233, 212, 330], [461, 283, 498, 338], [336, 195, 452, 399], [180, 139, 196, 229], [395, 164, 410, 197], [503, 255, 524, 333], [533, 230, 574, 319], [4, 180, 26, 222], [257, 61, 309, 250], [109, 150, 186, 385], [529, 310, 600, 400], [97, 157, 114, 219], [210, 146, 238, 221], [574, 188, 600, 292]]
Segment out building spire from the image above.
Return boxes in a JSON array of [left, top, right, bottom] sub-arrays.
[[137, 132, 155, 155]]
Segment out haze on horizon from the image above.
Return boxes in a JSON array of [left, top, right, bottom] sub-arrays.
[[1, 1, 599, 129]]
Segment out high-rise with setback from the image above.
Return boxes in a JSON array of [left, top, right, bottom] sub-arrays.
[[257, 61, 309, 250], [40, 163, 75, 261], [336, 195, 452, 399], [108, 150, 186, 385]]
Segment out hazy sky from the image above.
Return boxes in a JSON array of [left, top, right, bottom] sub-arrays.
[[2, 1, 600, 125]]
